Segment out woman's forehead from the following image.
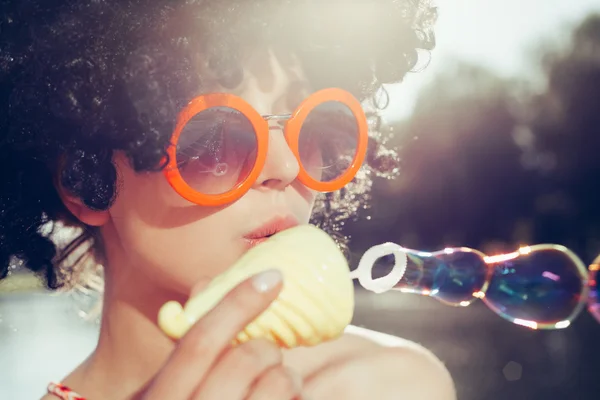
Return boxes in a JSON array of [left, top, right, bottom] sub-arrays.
[[176, 44, 310, 115], [220, 48, 311, 109]]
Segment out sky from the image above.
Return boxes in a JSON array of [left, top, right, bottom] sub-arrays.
[[382, 0, 600, 121]]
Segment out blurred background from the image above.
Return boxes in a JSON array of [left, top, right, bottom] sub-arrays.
[[2, 0, 600, 399]]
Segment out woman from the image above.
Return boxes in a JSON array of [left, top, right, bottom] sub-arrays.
[[0, 1, 455, 399]]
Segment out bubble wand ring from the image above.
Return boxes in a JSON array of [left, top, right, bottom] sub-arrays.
[[349, 243, 409, 294]]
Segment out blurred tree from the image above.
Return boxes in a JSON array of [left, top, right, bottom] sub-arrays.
[[523, 14, 600, 262], [348, 62, 537, 256]]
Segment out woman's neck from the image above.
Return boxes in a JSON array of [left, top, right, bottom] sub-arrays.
[[64, 270, 188, 399]]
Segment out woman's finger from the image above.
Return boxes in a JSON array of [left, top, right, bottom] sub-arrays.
[[245, 365, 303, 400], [192, 339, 282, 400], [144, 269, 283, 399]]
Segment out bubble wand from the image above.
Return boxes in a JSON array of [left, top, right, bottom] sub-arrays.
[[351, 241, 594, 330]]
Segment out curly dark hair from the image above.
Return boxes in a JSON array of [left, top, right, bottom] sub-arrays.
[[0, 0, 436, 290]]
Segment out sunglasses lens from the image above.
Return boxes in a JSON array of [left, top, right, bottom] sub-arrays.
[[397, 250, 488, 305], [298, 101, 359, 183], [175, 107, 258, 196], [588, 262, 600, 323], [483, 247, 587, 328]]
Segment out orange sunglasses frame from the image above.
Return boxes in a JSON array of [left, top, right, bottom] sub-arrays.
[[164, 87, 369, 206]]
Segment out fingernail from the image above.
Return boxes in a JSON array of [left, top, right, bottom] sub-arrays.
[[252, 269, 282, 293]]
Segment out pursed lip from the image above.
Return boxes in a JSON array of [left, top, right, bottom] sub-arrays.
[[243, 215, 299, 247]]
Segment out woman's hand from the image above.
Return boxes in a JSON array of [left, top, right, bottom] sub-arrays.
[[141, 269, 304, 400]]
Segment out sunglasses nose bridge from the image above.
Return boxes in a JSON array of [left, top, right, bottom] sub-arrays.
[[262, 114, 292, 135], [262, 113, 292, 121]]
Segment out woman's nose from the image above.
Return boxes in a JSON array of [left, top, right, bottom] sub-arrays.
[[253, 123, 300, 190]]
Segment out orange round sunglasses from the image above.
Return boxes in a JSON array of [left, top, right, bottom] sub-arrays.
[[164, 88, 369, 206]]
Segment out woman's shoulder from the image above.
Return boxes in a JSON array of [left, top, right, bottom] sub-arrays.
[[331, 327, 456, 399], [343, 324, 423, 349], [286, 325, 456, 399], [283, 324, 432, 376]]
